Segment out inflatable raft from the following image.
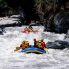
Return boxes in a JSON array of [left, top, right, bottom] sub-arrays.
[[21, 26, 38, 33], [20, 47, 46, 54]]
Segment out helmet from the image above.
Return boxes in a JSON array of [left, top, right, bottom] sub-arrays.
[[34, 39, 36, 41]]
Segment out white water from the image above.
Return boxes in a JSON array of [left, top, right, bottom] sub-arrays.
[[0, 27, 69, 69]]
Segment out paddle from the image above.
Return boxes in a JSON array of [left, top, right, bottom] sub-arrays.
[[14, 47, 21, 51], [44, 48, 48, 53]]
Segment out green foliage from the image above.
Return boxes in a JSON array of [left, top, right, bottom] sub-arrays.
[[0, 0, 8, 8], [34, 0, 55, 20], [34, 0, 57, 10]]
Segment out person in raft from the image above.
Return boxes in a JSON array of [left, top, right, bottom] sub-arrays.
[[20, 41, 29, 49], [22, 27, 28, 33], [29, 26, 38, 32], [22, 26, 33, 33], [34, 39, 46, 49], [28, 26, 33, 32], [14, 41, 29, 51]]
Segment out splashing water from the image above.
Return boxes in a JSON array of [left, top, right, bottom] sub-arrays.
[[0, 27, 69, 69]]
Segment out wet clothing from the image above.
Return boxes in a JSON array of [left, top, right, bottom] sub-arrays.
[[20, 44, 29, 50], [34, 39, 46, 49], [41, 42, 46, 49]]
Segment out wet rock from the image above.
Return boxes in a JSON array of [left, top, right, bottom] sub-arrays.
[[64, 30, 69, 39], [0, 28, 3, 35], [55, 40, 69, 48], [46, 40, 69, 49], [46, 42, 65, 49], [54, 12, 69, 33]]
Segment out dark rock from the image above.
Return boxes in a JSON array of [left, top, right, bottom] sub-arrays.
[[54, 12, 69, 33], [65, 30, 69, 38], [55, 40, 69, 48], [0, 28, 3, 35], [46, 40, 69, 49], [0, 22, 22, 28], [46, 42, 65, 49]]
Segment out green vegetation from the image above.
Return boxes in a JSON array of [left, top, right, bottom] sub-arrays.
[[0, 0, 7, 7], [0, 0, 68, 18]]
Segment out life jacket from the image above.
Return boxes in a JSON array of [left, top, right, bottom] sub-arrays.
[[36, 41, 42, 48], [20, 41, 29, 49], [41, 42, 46, 48]]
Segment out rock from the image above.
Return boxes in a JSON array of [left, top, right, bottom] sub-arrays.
[[46, 42, 65, 49], [54, 12, 69, 33], [46, 40, 69, 49], [55, 40, 69, 48], [64, 30, 69, 39], [0, 28, 3, 35], [67, 30, 69, 35]]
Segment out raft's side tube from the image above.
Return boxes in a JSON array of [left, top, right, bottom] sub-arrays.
[[20, 47, 46, 54]]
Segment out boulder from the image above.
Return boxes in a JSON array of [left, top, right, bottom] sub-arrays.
[[0, 28, 3, 35], [54, 12, 69, 33], [46, 40, 69, 49]]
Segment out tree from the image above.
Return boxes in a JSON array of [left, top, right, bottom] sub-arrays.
[[34, 0, 55, 21], [0, 0, 8, 8]]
